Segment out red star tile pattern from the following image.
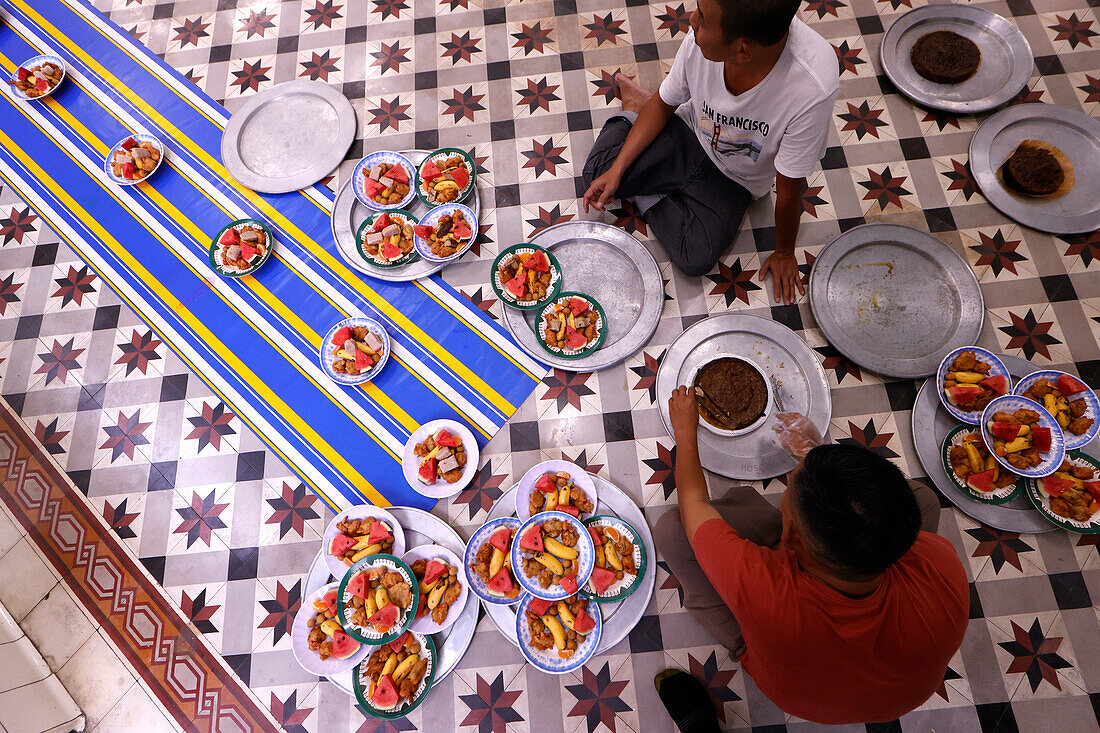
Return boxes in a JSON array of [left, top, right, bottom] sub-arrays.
[[1049, 13, 1097, 49], [440, 31, 481, 65], [186, 401, 236, 452], [999, 619, 1073, 692], [643, 441, 676, 500], [833, 40, 866, 76], [706, 258, 761, 307], [521, 138, 568, 178], [515, 78, 561, 114], [966, 525, 1035, 573], [102, 498, 139, 540], [371, 0, 408, 20], [443, 86, 487, 122], [583, 13, 628, 47], [512, 21, 554, 56], [270, 691, 312, 733], [655, 3, 692, 38], [172, 17, 211, 48], [560, 448, 604, 476], [610, 200, 648, 236], [656, 559, 684, 606], [526, 205, 573, 237], [804, 0, 847, 19], [687, 651, 742, 723], [921, 109, 963, 132], [629, 350, 663, 403], [814, 343, 863, 383], [565, 662, 632, 732], [304, 0, 343, 29], [940, 158, 980, 201], [591, 69, 627, 105], [0, 272, 23, 315], [1058, 231, 1100, 268], [300, 51, 339, 81], [838, 100, 888, 140], [460, 287, 497, 319], [970, 230, 1027, 277], [264, 481, 320, 539], [858, 166, 912, 209], [34, 418, 68, 455], [115, 329, 162, 376], [837, 418, 898, 460], [371, 42, 410, 75], [801, 180, 828, 217], [459, 672, 524, 732], [174, 489, 229, 547], [933, 665, 964, 703], [239, 9, 276, 38], [52, 264, 96, 307], [367, 97, 411, 133], [541, 369, 596, 412], [1077, 74, 1100, 103], [0, 206, 37, 244], [258, 580, 302, 645], [453, 458, 510, 519], [231, 60, 273, 93], [998, 309, 1061, 361], [180, 588, 220, 634], [36, 338, 85, 385]]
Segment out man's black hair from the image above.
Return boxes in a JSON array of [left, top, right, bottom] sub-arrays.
[[792, 444, 921, 577], [713, 0, 800, 47]]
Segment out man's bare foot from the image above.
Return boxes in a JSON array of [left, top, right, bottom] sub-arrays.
[[614, 72, 652, 114]]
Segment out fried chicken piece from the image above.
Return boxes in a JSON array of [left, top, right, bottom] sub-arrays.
[[443, 579, 461, 606], [387, 581, 413, 608], [352, 326, 369, 340], [1068, 417, 1094, 436], [571, 487, 594, 513], [1069, 399, 1088, 418], [953, 352, 976, 371], [411, 559, 427, 576], [1070, 464, 1095, 480], [529, 490, 546, 516], [1014, 409, 1040, 424], [381, 571, 405, 588], [538, 569, 553, 588]]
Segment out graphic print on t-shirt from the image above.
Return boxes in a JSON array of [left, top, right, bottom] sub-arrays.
[[699, 100, 770, 162]]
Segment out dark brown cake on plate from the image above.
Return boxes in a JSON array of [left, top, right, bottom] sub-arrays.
[[693, 358, 768, 431], [910, 30, 981, 84], [1000, 142, 1066, 197]]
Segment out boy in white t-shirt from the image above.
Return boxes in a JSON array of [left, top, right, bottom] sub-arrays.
[[582, 0, 838, 304]]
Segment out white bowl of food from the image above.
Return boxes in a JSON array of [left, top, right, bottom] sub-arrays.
[[688, 354, 774, 438]]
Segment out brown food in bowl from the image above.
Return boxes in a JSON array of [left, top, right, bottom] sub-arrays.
[[693, 358, 768, 431]]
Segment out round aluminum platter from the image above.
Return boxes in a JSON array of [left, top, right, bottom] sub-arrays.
[[304, 507, 478, 695], [880, 5, 1032, 114], [501, 222, 663, 372], [481, 474, 656, 654], [969, 104, 1100, 235], [808, 223, 984, 379], [331, 150, 482, 282], [221, 81, 356, 194], [911, 352, 1059, 533], [655, 314, 832, 481]]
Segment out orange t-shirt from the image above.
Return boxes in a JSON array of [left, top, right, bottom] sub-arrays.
[[693, 518, 969, 724]]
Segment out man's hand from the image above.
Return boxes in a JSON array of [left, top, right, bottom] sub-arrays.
[[582, 167, 622, 213], [772, 412, 822, 460], [758, 251, 805, 305], [669, 385, 699, 443]]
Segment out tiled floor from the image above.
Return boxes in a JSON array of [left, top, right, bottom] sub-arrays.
[[1, 0, 1099, 730]]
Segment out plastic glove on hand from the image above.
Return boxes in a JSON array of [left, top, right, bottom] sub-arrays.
[[772, 412, 822, 460]]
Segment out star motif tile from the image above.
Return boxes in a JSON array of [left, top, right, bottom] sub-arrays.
[[167, 484, 234, 555], [662, 646, 751, 727]]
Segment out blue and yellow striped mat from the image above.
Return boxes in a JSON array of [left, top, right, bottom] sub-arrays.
[[0, 0, 547, 511]]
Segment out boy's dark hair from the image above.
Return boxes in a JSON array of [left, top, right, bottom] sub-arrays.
[[792, 444, 921, 578], [713, 0, 800, 47]]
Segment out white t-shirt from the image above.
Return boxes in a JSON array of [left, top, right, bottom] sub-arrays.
[[658, 21, 839, 198]]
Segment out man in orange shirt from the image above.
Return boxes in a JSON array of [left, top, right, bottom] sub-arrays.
[[652, 387, 969, 726]]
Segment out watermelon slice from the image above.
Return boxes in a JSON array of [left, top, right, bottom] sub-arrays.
[[1032, 426, 1052, 452], [505, 275, 526, 299], [35, 77, 48, 91], [966, 468, 996, 494], [330, 533, 356, 558], [535, 474, 557, 493], [569, 297, 589, 315], [486, 567, 513, 595], [980, 374, 1008, 396], [452, 220, 473, 239], [489, 528, 512, 553], [418, 458, 438, 484], [240, 242, 259, 262], [121, 161, 136, 179], [564, 326, 588, 350], [589, 566, 617, 594], [527, 597, 553, 616], [414, 225, 433, 239], [990, 421, 1021, 441], [364, 177, 387, 197], [17, 67, 29, 82], [373, 212, 391, 231], [520, 525, 544, 552], [1042, 475, 1073, 497], [387, 631, 410, 654], [323, 588, 339, 616], [332, 326, 351, 346], [386, 164, 409, 184], [348, 572, 369, 599], [380, 241, 402, 261], [434, 429, 458, 447], [367, 603, 400, 632], [587, 526, 602, 546], [423, 559, 447, 587], [450, 165, 470, 189], [367, 521, 392, 545], [557, 505, 580, 518], [414, 593, 427, 619], [1085, 481, 1100, 502], [354, 349, 374, 372], [421, 160, 442, 181], [370, 674, 399, 708], [572, 608, 595, 634], [1057, 374, 1087, 396], [220, 227, 241, 247], [946, 384, 983, 407], [331, 629, 359, 659], [559, 575, 577, 594], [525, 250, 550, 273], [121, 137, 137, 151]]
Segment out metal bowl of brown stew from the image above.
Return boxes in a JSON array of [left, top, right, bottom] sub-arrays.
[[688, 356, 774, 437]]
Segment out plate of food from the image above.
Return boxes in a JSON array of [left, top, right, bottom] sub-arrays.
[[402, 545, 468, 634], [413, 204, 478, 263], [491, 244, 563, 310], [980, 395, 1066, 479], [401, 419, 478, 498], [209, 219, 274, 277], [515, 460, 597, 522], [516, 593, 601, 675], [581, 516, 647, 603], [940, 425, 1024, 505], [465, 517, 523, 606], [688, 355, 774, 437], [9, 55, 65, 100], [1025, 451, 1100, 534], [320, 317, 390, 386], [511, 512, 595, 601], [353, 152, 417, 211], [104, 134, 164, 186], [936, 347, 1011, 425], [292, 581, 370, 675], [537, 292, 606, 360], [357, 210, 419, 268], [415, 148, 476, 207], [1013, 371, 1097, 450], [322, 506, 405, 579], [337, 554, 419, 645], [353, 630, 436, 719]]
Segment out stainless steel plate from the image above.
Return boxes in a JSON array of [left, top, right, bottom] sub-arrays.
[[970, 105, 1100, 235], [481, 474, 656, 653], [501, 222, 663, 372], [304, 507, 478, 694], [809, 224, 984, 379], [911, 353, 1056, 533], [331, 150, 482, 282], [655, 314, 831, 480], [221, 81, 356, 194], [881, 5, 1032, 114]]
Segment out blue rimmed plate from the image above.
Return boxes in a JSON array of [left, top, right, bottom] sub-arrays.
[[353, 152, 417, 211], [336, 554, 419, 646], [936, 346, 1010, 425], [515, 593, 601, 675], [514, 460, 598, 522], [980, 395, 1066, 479], [104, 133, 165, 186], [413, 204, 478, 264], [320, 317, 391, 386], [1012, 370, 1098, 451], [510, 511, 595, 601], [9, 54, 65, 100], [463, 517, 522, 606]]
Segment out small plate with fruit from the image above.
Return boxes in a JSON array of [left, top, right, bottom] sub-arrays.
[[940, 425, 1024, 505], [357, 210, 419, 268], [581, 516, 646, 603], [980, 395, 1066, 479], [937, 347, 1011, 425], [323, 506, 405, 580], [353, 630, 436, 719], [490, 244, 562, 310], [402, 544, 469, 634], [511, 511, 596, 602], [209, 219, 274, 278], [402, 419, 479, 499], [354, 151, 417, 211], [515, 460, 598, 522], [1013, 371, 1097, 450], [1025, 451, 1100, 534], [321, 317, 390, 386], [292, 581, 370, 675], [516, 593, 601, 675], [464, 517, 523, 606], [337, 555, 419, 645]]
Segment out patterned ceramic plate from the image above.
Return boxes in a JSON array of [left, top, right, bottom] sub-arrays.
[[580, 515, 647, 603], [103, 133, 165, 186], [291, 582, 370, 676], [400, 419, 479, 499], [1012, 370, 1098, 450], [415, 147, 476, 207], [510, 511, 595, 601], [353, 631, 436, 719], [489, 244, 563, 311], [9, 54, 66, 100], [936, 346, 1011, 425], [514, 593, 602, 675], [1024, 450, 1100, 534], [464, 517, 523, 606], [319, 316, 391, 386], [514, 459, 598, 522], [337, 554, 419, 645], [321, 505, 406, 580], [939, 425, 1024, 505], [535, 292, 607, 360], [401, 544, 469, 634], [356, 210, 419, 268], [208, 219, 275, 278], [353, 151, 417, 211], [413, 204, 479, 264], [980, 395, 1066, 479]]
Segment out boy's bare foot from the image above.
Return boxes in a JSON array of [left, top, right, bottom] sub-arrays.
[[614, 72, 652, 114]]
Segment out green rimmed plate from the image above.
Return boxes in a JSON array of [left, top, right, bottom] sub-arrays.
[[356, 209, 420, 269], [353, 631, 437, 719], [415, 147, 476, 207], [336, 554, 419, 645], [536, 292, 607, 360], [490, 244, 563, 311], [581, 515, 647, 603], [1024, 450, 1100, 534], [940, 424, 1024, 505], [209, 219, 275, 278]]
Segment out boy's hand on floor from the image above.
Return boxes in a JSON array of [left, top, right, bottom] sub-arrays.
[[582, 169, 621, 213], [758, 252, 805, 305], [772, 412, 822, 460], [669, 386, 699, 444]]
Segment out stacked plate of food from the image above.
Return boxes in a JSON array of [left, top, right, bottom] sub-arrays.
[[401, 419, 479, 498], [209, 219, 274, 277], [491, 245, 562, 311], [320, 317, 390, 385], [516, 593, 602, 674]]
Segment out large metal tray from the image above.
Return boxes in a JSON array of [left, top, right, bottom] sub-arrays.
[[655, 314, 832, 480], [304, 507, 478, 694], [881, 5, 1032, 114], [221, 81, 356, 194], [808, 223, 984, 379], [481, 474, 656, 653], [501, 222, 663, 372], [970, 105, 1100, 235], [331, 150, 482, 282], [911, 353, 1056, 533]]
